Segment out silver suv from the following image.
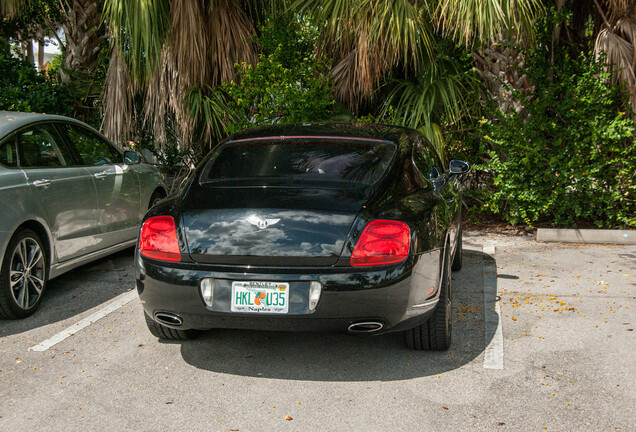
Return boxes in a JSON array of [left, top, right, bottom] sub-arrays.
[[0, 111, 167, 318]]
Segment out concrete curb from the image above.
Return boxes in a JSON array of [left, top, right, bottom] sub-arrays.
[[536, 228, 636, 245]]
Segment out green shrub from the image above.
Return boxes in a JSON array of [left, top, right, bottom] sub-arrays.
[[0, 41, 72, 115], [479, 27, 636, 227], [222, 17, 336, 134]]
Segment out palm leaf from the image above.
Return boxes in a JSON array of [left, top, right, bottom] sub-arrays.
[[381, 56, 480, 151], [103, 0, 170, 86], [206, 0, 257, 86], [102, 47, 134, 146], [435, 0, 543, 45], [595, 26, 636, 108], [171, 0, 208, 86], [185, 86, 234, 152], [0, 0, 21, 17], [293, 0, 433, 112]]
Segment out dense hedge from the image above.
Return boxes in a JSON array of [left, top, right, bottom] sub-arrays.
[[479, 45, 636, 228]]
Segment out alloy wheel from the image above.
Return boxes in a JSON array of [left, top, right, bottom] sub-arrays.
[[9, 237, 45, 310]]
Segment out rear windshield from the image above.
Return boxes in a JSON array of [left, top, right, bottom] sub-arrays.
[[200, 140, 396, 186]]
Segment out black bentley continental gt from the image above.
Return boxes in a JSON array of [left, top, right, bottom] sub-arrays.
[[135, 123, 469, 350]]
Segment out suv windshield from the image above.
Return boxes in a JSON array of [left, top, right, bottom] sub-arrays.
[[201, 140, 396, 186]]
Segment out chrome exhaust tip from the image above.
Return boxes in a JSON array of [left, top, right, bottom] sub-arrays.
[[348, 321, 384, 333], [154, 312, 183, 327]]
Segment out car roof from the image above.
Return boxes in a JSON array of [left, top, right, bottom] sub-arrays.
[[224, 123, 420, 147], [0, 111, 92, 138]]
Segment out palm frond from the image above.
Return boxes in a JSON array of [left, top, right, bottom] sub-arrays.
[[207, 0, 257, 85], [0, 0, 21, 17], [293, 0, 432, 112], [143, 45, 202, 150], [595, 27, 635, 86], [239, 0, 289, 24], [103, 0, 170, 85], [615, 17, 636, 69], [370, 0, 433, 64], [436, 0, 543, 45], [171, 0, 208, 86], [185, 86, 233, 151], [595, 26, 636, 108], [102, 47, 134, 146], [381, 57, 480, 150], [605, 0, 630, 22]]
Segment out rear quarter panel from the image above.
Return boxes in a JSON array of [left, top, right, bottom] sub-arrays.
[[133, 163, 166, 216]]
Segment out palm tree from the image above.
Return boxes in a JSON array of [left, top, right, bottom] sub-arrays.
[[102, 0, 287, 151], [295, 0, 541, 113], [57, 1, 106, 87], [102, 0, 543, 151], [292, 0, 541, 151]]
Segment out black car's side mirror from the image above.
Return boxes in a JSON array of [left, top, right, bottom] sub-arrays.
[[124, 150, 142, 165], [448, 159, 470, 176]]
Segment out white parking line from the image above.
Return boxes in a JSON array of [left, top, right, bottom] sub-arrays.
[[29, 290, 138, 352], [483, 244, 504, 370]]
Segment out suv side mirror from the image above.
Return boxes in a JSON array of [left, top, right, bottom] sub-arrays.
[[124, 150, 142, 165], [448, 159, 470, 176]]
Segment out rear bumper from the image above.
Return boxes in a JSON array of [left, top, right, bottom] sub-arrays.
[[135, 248, 442, 334]]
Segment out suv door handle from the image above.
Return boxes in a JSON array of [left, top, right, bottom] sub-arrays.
[[32, 179, 51, 188], [93, 171, 109, 180]]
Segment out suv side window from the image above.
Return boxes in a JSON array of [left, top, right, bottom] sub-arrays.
[[0, 137, 18, 167], [17, 126, 73, 168], [62, 124, 120, 165]]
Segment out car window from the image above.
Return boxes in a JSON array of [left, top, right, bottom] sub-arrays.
[[201, 140, 396, 186], [0, 137, 18, 167], [17, 126, 72, 168], [62, 124, 120, 165]]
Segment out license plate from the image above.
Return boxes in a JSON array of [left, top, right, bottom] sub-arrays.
[[231, 281, 289, 313]]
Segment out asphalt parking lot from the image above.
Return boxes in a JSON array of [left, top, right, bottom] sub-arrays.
[[1, 233, 634, 431]]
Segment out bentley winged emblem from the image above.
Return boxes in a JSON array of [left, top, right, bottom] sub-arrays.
[[245, 215, 281, 229]]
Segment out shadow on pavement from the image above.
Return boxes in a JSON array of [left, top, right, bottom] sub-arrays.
[[0, 247, 136, 337], [179, 249, 498, 381]]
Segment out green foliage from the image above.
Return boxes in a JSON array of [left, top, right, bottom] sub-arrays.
[[257, 14, 318, 70], [223, 17, 335, 134], [185, 86, 235, 159], [480, 47, 636, 227], [381, 40, 481, 154], [102, 0, 170, 84], [0, 41, 72, 115], [0, 0, 62, 41]]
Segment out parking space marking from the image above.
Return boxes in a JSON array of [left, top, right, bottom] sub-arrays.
[[483, 244, 504, 369], [28, 290, 138, 352]]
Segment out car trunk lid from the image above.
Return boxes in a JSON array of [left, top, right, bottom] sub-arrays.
[[182, 184, 366, 266]]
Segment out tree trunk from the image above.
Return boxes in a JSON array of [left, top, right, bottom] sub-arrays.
[[25, 39, 34, 65], [38, 39, 45, 72], [472, 39, 531, 115], [59, 0, 106, 86]]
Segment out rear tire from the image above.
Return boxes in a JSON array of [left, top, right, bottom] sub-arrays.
[[404, 250, 452, 351], [451, 225, 463, 272], [0, 229, 47, 319], [144, 311, 200, 340]]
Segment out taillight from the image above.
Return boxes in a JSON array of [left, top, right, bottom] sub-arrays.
[[139, 216, 181, 262], [350, 220, 410, 267]]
